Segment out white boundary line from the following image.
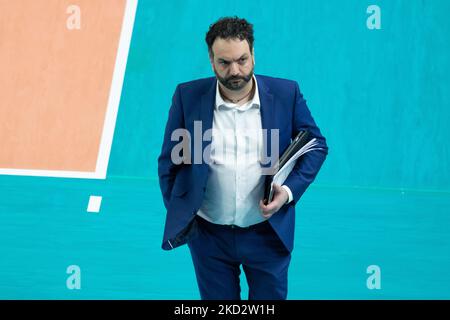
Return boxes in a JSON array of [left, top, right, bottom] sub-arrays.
[[0, 0, 138, 180]]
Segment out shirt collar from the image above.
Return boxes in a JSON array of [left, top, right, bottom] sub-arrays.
[[215, 75, 260, 111]]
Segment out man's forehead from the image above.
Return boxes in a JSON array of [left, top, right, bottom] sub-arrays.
[[211, 37, 251, 59]]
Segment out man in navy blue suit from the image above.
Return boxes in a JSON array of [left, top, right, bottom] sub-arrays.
[[158, 16, 328, 300]]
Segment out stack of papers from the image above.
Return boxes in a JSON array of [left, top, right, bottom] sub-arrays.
[[263, 130, 324, 204]]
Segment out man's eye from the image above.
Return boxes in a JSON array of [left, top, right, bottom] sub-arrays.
[[219, 61, 229, 65], [239, 58, 247, 64]]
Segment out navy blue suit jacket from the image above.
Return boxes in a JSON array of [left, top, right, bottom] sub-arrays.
[[158, 74, 328, 252]]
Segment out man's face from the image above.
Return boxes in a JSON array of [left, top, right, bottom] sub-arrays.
[[210, 37, 255, 91]]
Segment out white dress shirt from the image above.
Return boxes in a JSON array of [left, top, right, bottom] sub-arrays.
[[196, 76, 293, 227]]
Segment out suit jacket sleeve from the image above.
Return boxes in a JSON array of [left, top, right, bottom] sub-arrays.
[[157, 85, 184, 210], [282, 82, 328, 205]]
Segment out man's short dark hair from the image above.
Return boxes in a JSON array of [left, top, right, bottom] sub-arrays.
[[206, 16, 254, 56]]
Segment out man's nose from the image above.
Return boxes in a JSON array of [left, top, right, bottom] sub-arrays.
[[229, 62, 240, 76]]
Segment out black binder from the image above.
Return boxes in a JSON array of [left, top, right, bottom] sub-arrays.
[[263, 130, 310, 204]]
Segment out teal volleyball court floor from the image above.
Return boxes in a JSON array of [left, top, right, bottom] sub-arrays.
[[1, 176, 449, 299]]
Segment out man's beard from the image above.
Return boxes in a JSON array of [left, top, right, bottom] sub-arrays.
[[214, 67, 254, 91]]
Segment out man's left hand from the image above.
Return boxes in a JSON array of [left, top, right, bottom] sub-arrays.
[[259, 184, 289, 219]]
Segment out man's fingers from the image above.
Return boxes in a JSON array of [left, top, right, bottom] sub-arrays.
[[259, 199, 265, 208], [260, 202, 278, 218], [265, 200, 278, 211], [260, 201, 275, 215], [261, 209, 273, 218], [263, 211, 273, 217]]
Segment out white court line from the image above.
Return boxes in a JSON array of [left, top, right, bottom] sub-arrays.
[[87, 195, 102, 213], [95, 0, 138, 180], [0, 0, 139, 180]]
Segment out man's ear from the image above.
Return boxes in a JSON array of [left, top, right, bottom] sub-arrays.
[[252, 47, 255, 66], [209, 51, 215, 71]]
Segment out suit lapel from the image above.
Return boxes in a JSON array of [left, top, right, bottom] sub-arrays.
[[199, 79, 216, 135], [256, 75, 275, 168], [199, 78, 216, 144], [198, 79, 216, 181]]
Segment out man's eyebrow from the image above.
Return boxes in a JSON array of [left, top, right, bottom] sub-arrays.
[[217, 54, 249, 63]]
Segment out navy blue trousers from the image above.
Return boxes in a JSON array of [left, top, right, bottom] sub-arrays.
[[187, 215, 291, 300]]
